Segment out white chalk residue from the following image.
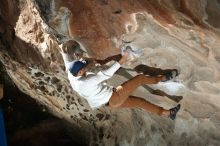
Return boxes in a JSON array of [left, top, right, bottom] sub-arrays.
[[121, 44, 143, 61], [152, 82, 186, 96]]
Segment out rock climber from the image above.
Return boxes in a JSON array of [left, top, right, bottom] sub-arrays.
[[60, 40, 181, 120]]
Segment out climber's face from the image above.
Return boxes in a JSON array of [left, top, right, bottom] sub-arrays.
[[77, 67, 86, 76]]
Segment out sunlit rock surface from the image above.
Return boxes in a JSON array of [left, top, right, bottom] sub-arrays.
[[0, 0, 220, 145]]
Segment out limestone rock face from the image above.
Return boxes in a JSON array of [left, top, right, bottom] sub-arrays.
[[0, 0, 220, 145]]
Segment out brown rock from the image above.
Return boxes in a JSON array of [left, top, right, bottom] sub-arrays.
[[0, 84, 3, 99]]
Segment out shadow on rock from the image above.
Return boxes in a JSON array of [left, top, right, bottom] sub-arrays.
[[116, 65, 183, 103]]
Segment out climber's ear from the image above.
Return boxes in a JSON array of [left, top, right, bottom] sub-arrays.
[[77, 68, 86, 76]]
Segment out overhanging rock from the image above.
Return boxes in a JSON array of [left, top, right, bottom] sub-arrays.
[[1, 0, 220, 145]]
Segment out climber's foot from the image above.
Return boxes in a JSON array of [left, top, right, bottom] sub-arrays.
[[162, 69, 178, 82], [169, 104, 181, 120]]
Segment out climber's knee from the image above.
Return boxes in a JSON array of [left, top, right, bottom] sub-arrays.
[[108, 95, 125, 108], [108, 100, 121, 108]]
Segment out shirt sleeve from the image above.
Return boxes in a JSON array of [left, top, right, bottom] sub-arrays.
[[84, 61, 121, 84], [101, 61, 121, 77]]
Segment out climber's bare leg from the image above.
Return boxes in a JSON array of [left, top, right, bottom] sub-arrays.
[[118, 96, 169, 116], [109, 74, 165, 107]]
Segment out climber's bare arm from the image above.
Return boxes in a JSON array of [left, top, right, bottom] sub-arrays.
[[118, 52, 129, 65], [59, 42, 127, 65], [84, 53, 123, 65]]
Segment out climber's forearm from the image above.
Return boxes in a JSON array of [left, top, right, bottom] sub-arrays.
[[118, 52, 129, 65], [85, 54, 123, 65]]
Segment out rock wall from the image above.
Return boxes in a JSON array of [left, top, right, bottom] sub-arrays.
[[0, 0, 220, 145]]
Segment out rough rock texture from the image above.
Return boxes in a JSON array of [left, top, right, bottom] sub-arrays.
[[0, 0, 220, 145]]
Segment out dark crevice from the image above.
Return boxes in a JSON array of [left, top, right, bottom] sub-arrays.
[[0, 62, 88, 146]]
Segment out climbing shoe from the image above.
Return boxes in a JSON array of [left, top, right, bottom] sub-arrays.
[[162, 69, 178, 82], [169, 104, 181, 120]]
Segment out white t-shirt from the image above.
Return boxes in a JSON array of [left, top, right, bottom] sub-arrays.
[[62, 52, 121, 108]]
